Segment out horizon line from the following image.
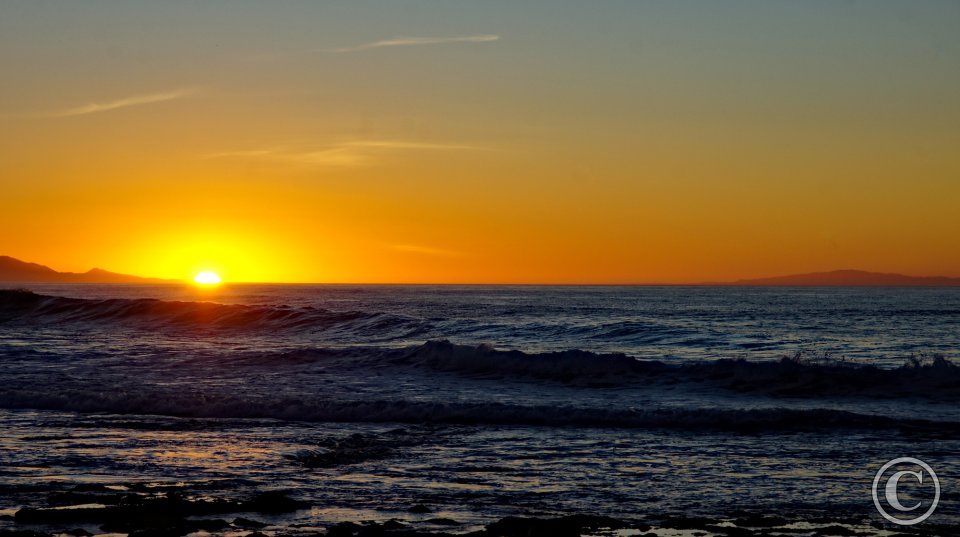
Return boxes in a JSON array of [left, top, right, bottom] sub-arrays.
[[4, 256, 960, 286], [6, 280, 960, 288]]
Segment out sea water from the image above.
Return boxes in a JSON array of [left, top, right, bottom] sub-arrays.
[[1, 285, 958, 533]]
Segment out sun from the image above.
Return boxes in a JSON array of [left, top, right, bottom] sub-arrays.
[[193, 271, 222, 285]]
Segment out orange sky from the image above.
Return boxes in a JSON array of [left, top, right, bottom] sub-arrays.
[[1, 2, 958, 283]]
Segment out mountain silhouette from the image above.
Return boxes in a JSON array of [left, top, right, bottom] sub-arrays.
[[728, 269, 960, 287], [0, 256, 176, 283], [2, 256, 958, 286]]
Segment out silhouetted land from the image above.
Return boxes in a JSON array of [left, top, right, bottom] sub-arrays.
[[725, 269, 960, 287], [0, 256, 175, 283], [2, 255, 959, 286]]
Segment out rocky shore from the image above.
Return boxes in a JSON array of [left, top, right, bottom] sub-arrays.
[[1, 482, 955, 537]]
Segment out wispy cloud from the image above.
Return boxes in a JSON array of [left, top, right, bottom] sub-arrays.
[[390, 244, 468, 257], [209, 146, 366, 167], [207, 140, 482, 168], [51, 88, 195, 117], [338, 140, 480, 151], [330, 34, 499, 53]]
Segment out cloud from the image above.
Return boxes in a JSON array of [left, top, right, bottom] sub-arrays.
[[208, 147, 366, 167], [207, 140, 481, 167], [390, 244, 468, 257], [330, 34, 499, 53], [341, 140, 479, 150], [51, 88, 195, 117]]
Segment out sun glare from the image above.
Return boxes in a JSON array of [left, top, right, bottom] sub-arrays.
[[193, 271, 222, 285]]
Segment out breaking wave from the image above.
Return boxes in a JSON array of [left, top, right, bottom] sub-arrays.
[[178, 340, 960, 399], [3, 291, 958, 403], [0, 289, 426, 337], [383, 341, 959, 399], [0, 386, 954, 433], [0, 290, 712, 348]]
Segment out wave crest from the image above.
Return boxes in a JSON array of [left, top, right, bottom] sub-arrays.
[[382, 341, 960, 399], [0, 290, 422, 336], [0, 386, 953, 432]]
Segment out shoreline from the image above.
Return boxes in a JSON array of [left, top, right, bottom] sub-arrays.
[[3, 484, 945, 537]]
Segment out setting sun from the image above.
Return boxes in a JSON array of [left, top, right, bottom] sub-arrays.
[[193, 271, 221, 285], [2, 3, 960, 535]]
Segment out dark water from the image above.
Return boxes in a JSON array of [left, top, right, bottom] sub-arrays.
[[1, 284, 958, 534]]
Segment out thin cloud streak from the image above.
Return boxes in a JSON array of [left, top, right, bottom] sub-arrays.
[[207, 140, 482, 167], [339, 140, 481, 151], [51, 88, 195, 117], [330, 34, 499, 53], [208, 147, 365, 167]]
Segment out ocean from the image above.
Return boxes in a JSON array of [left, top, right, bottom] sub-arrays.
[[1, 284, 958, 535]]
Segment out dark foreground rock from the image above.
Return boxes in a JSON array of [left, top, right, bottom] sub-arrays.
[[9, 486, 958, 537], [483, 515, 635, 537], [325, 514, 638, 537], [14, 489, 306, 536], [318, 515, 960, 537]]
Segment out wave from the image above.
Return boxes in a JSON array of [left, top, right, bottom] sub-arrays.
[[0, 289, 425, 337], [0, 386, 954, 433], [3, 291, 958, 400], [209, 340, 960, 399], [0, 291, 710, 347], [375, 341, 960, 399], [383, 340, 666, 383]]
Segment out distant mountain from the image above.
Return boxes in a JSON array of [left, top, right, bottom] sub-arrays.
[[728, 269, 960, 287], [0, 256, 176, 284]]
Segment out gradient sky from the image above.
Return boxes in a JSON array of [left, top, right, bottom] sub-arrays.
[[1, 0, 958, 283]]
